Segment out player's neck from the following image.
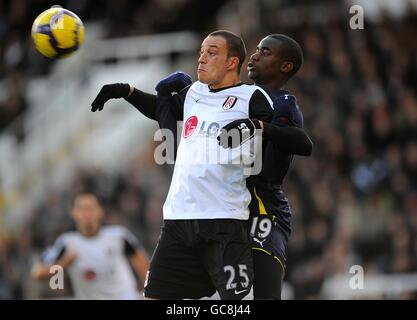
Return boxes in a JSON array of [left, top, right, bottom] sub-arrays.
[[209, 73, 240, 90], [79, 226, 101, 238], [264, 79, 286, 92]]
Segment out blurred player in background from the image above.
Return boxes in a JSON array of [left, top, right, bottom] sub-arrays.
[[31, 191, 149, 299], [90, 32, 311, 300]]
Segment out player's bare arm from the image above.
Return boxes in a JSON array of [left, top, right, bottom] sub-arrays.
[[31, 250, 76, 280], [129, 248, 150, 288]]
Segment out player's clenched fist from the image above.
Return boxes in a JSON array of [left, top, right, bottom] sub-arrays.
[[91, 83, 131, 112], [155, 71, 192, 96]]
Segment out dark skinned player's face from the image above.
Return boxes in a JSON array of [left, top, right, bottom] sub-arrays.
[[247, 36, 285, 85]]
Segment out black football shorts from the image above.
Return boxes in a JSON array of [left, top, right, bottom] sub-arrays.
[[144, 219, 253, 300], [250, 214, 289, 299], [249, 214, 288, 270]]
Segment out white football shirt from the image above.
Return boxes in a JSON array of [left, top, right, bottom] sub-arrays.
[[42, 225, 140, 300], [163, 81, 273, 220]]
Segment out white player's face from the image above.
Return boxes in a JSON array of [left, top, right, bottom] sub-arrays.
[[197, 36, 229, 86], [71, 194, 104, 237]]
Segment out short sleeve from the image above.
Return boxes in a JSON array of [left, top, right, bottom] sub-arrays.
[[42, 235, 67, 264], [121, 228, 141, 257], [248, 89, 274, 122]]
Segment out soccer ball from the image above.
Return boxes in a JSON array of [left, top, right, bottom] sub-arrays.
[[31, 6, 85, 59]]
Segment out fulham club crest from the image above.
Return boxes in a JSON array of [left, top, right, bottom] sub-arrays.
[[222, 96, 238, 110]]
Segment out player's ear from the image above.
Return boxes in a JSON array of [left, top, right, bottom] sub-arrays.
[[281, 61, 294, 74], [227, 56, 240, 72]]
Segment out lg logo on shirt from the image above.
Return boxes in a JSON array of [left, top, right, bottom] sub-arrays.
[[183, 116, 222, 139], [183, 116, 198, 138]]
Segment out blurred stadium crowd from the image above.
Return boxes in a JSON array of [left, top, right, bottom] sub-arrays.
[[1, 0, 417, 299]]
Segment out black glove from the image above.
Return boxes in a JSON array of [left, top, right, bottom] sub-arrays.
[[155, 71, 192, 97], [217, 118, 262, 148], [91, 83, 130, 112]]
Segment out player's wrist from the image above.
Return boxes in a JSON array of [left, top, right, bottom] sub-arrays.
[[249, 119, 262, 130], [257, 120, 264, 131], [246, 119, 262, 135], [126, 84, 134, 98]]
